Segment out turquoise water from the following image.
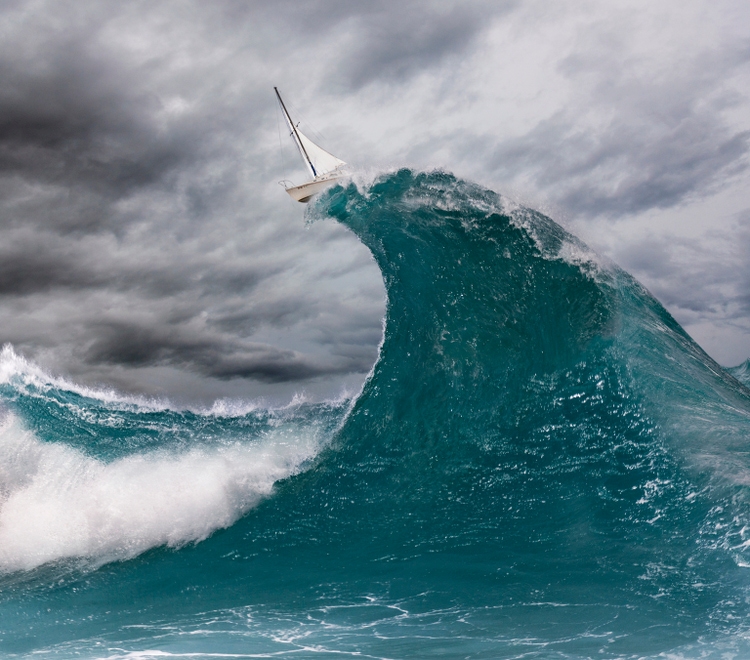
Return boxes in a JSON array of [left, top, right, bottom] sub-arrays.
[[729, 360, 750, 386], [1, 170, 750, 659]]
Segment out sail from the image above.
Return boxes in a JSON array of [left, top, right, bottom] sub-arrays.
[[296, 127, 346, 178]]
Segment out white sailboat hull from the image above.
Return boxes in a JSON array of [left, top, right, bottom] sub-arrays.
[[285, 174, 345, 203]]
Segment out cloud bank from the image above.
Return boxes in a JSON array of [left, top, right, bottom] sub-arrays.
[[0, 0, 747, 403]]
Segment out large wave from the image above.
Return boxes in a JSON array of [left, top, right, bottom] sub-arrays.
[[1, 170, 750, 659]]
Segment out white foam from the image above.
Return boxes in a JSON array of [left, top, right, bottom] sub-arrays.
[[0, 411, 321, 573], [0, 344, 338, 416], [0, 343, 172, 411]]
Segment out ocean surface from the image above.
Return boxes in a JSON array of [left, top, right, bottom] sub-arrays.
[[1, 169, 750, 659]]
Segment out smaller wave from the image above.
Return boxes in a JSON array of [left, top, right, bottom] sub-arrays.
[[0, 343, 340, 418], [0, 410, 322, 573], [728, 359, 750, 387], [0, 344, 174, 412]]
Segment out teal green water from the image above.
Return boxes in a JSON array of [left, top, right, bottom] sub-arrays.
[[1, 170, 750, 659]]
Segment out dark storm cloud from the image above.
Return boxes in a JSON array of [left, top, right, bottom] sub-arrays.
[[332, 1, 512, 89], [0, 46, 189, 235], [209, 298, 316, 337], [0, 245, 96, 295], [207, 351, 359, 382], [615, 235, 730, 314], [610, 213, 750, 365], [83, 318, 369, 383], [733, 212, 750, 316], [482, 28, 750, 219], [0, 2, 276, 238], [0, 230, 269, 301], [490, 112, 749, 218], [233, 0, 509, 90], [0, 0, 357, 399]]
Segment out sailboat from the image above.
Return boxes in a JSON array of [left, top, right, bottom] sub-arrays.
[[275, 87, 348, 203]]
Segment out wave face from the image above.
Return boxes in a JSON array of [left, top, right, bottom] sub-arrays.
[[2, 170, 750, 659]]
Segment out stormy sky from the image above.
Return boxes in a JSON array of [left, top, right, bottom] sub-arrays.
[[0, 0, 748, 406]]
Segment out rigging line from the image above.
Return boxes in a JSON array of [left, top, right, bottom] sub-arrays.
[[284, 97, 328, 145], [275, 87, 317, 178], [291, 93, 336, 147]]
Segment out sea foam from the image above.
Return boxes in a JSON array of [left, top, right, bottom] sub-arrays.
[[0, 410, 320, 572]]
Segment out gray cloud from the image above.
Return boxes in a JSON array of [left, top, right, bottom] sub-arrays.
[[490, 114, 748, 218], [334, 1, 511, 90], [733, 213, 750, 317], [616, 235, 727, 314], [0, 246, 95, 296], [82, 319, 356, 383], [607, 207, 750, 367], [0, 53, 185, 233], [485, 41, 750, 218]]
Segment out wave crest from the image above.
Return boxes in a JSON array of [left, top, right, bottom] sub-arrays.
[[0, 409, 324, 572]]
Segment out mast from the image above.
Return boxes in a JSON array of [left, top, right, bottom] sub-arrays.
[[274, 87, 317, 178]]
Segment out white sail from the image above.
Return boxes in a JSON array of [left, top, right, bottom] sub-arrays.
[[295, 127, 346, 178]]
